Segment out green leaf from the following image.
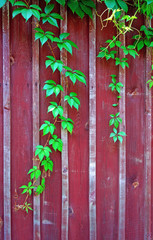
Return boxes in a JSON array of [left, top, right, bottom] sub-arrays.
[[35, 145, 52, 161], [109, 118, 114, 126], [36, 179, 45, 194], [14, 1, 27, 7], [66, 39, 78, 49], [31, 9, 40, 20], [104, 0, 116, 9], [112, 103, 118, 107], [12, 7, 24, 18], [113, 128, 117, 134], [51, 12, 63, 19], [21, 9, 33, 21], [116, 0, 128, 12], [80, 2, 93, 19], [64, 93, 80, 110], [40, 121, 56, 135], [114, 119, 119, 128], [28, 166, 41, 180], [115, 112, 120, 117], [110, 132, 116, 137], [128, 49, 138, 58], [0, 0, 7, 8], [41, 158, 54, 171], [30, 4, 42, 11], [118, 131, 126, 136], [75, 5, 85, 18], [82, 0, 96, 9], [49, 135, 63, 152], [117, 117, 122, 123], [48, 16, 58, 28], [48, 103, 64, 118], [56, 0, 66, 6], [118, 135, 123, 143], [137, 40, 144, 51], [44, 4, 54, 14], [113, 136, 118, 142], [59, 116, 74, 133], [45, 0, 51, 3], [67, 0, 79, 13]]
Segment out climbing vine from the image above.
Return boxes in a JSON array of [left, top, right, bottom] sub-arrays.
[[1, 0, 153, 212]]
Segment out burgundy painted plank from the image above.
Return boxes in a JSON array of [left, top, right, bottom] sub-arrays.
[[39, 2, 62, 239], [67, 11, 89, 240], [96, 3, 119, 239], [144, 20, 152, 240], [2, 2, 11, 239], [118, 33, 126, 240], [60, 5, 69, 240], [89, 6, 96, 240], [125, 15, 145, 240], [32, 0, 41, 239], [0, 9, 4, 240], [151, 18, 153, 240], [10, 11, 33, 240]]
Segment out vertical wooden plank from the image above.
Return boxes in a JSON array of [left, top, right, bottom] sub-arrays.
[[60, 5, 68, 240], [144, 20, 152, 240], [96, 4, 119, 239], [32, 0, 40, 239], [118, 33, 126, 240], [39, 2, 61, 239], [89, 6, 96, 240], [125, 15, 145, 240], [67, 13, 89, 240], [2, 2, 11, 239], [11, 10, 33, 239]]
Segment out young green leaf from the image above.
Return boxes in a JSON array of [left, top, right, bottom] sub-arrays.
[[49, 135, 63, 152], [41, 157, 53, 171], [35, 145, 52, 161], [48, 102, 64, 118], [59, 116, 74, 133], [28, 166, 41, 180], [43, 80, 63, 97], [40, 121, 56, 135]]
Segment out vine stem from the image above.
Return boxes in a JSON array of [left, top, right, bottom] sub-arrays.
[[23, 194, 29, 206], [23, 0, 30, 8], [17, 17, 64, 209]]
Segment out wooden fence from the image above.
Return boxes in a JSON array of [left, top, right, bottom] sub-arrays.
[[0, 1, 153, 240]]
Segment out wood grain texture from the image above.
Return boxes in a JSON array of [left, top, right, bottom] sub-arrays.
[[39, 2, 61, 239], [2, 3, 11, 239], [96, 3, 119, 240], [60, 5, 69, 240], [118, 33, 126, 240], [32, 0, 41, 239], [144, 19, 152, 240], [125, 15, 145, 240], [10, 9, 33, 240], [1, 4, 153, 240], [67, 11, 89, 240], [89, 6, 97, 240]]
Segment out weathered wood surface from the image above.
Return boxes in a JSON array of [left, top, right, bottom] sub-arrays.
[[0, 3, 153, 240]]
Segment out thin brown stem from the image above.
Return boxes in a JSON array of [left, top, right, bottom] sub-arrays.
[[23, 0, 30, 8], [23, 194, 29, 206]]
